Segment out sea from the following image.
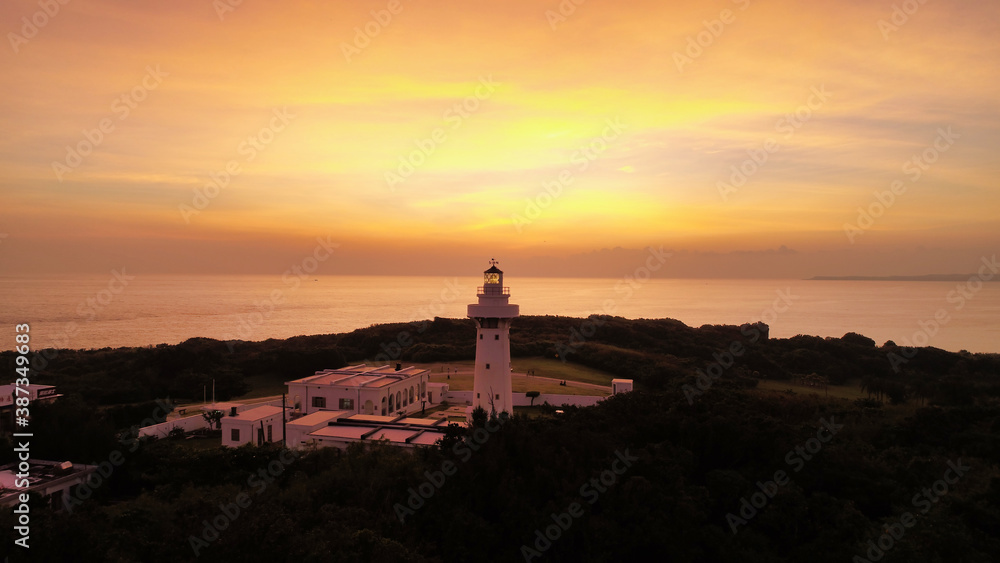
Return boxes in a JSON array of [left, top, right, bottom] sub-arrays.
[[1, 275, 998, 354]]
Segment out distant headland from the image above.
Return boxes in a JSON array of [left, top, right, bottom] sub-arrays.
[[809, 274, 996, 282]]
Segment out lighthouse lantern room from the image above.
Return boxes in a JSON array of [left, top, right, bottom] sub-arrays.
[[467, 259, 519, 416]]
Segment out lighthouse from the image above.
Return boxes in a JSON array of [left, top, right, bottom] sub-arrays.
[[468, 259, 519, 417]]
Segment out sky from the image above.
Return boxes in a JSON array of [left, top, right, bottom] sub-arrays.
[[1, 0, 998, 278]]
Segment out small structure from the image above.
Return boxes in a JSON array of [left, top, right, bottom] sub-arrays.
[[284, 410, 348, 449], [221, 405, 285, 447], [291, 413, 451, 450], [0, 384, 61, 433], [612, 379, 634, 395], [426, 382, 449, 405], [286, 364, 432, 417], [0, 459, 96, 511]]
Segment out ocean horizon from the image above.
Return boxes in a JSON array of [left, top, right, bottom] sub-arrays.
[[2, 274, 998, 354]]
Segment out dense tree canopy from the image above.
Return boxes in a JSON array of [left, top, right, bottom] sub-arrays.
[[2, 317, 998, 561]]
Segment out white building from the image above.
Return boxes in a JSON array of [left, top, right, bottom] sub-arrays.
[[612, 379, 634, 395], [294, 414, 450, 450], [0, 384, 60, 433], [468, 260, 519, 416], [0, 459, 96, 511], [286, 364, 432, 417], [284, 410, 348, 449], [221, 405, 285, 447]]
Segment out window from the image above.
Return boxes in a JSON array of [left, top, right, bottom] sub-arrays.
[[409, 387, 415, 403], [389, 395, 394, 411], [495, 334, 499, 340], [339, 398, 355, 410], [495, 394, 500, 400], [231, 429, 240, 442], [267, 425, 273, 442], [486, 363, 490, 369], [381, 397, 387, 415], [476, 393, 480, 398], [396, 392, 402, 410], [479, 334, 483, 340], [312, 396, 326, 409]]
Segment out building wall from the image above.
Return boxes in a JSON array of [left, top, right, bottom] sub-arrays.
[[138, 415, 208, 438], [290, 378, 428, 418], [137, 399, 288, 439], [443, 390, 606, 408], [472, 322, 514, 415], [222, 414, 284, 447], [612, 380, 634, 394]]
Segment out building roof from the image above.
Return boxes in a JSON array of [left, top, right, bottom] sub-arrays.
[[397, 417, 448, 427], [286, 364, 428, 389], [409, 431, 447, 446], [287, 410, 348, 427], [369, 428, 422, 442], [0, 460, 96, 507], [306, 424, 448, 447], [311, 425, 372, 440], [344, 414, 400, 424], [230, 405, 284, 421]]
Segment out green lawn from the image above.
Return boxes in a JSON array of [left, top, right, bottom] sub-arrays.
[[510, 357, 616, 386], [410, 357, 612, 396], [236, 374, 290, 400], [413, 357, 613, 384]]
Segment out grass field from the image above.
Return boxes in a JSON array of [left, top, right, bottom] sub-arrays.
[[409, 357, 613, 396], [237, 374, 291, 399]]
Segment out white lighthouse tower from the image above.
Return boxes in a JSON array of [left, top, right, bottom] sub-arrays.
[[468, 259, 519, 417]]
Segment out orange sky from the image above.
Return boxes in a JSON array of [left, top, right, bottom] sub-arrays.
[[1, 0, 998, 277]]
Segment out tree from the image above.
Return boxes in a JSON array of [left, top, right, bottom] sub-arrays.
[[202, 409, 223, 430], [526, 391, 540, 406]]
